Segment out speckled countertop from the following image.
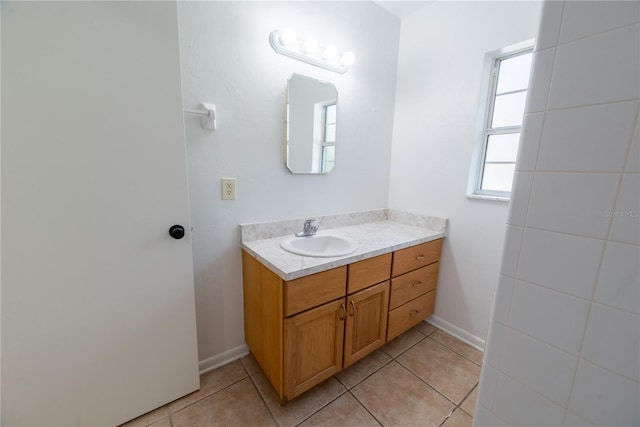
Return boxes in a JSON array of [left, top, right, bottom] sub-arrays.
[[241, 210, 447, 281]]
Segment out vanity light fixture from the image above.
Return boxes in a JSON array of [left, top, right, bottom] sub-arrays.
[[269, 28, 355, 74]]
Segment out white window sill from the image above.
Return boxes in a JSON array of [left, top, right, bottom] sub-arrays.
[[467, 194, 510, 202]]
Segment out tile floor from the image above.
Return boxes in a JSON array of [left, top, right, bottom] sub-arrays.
[[120, 322, 482, 427]]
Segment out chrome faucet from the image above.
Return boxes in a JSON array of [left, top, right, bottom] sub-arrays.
[[295, 219, 319, 237]]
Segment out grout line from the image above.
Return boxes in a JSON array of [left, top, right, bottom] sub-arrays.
[[348, 390, 384, 427], [335, 353, 394, 391], [393, 358, 461, 409], [292, 389, 349, 427], [497, 272, 640, 315], [553, 21, 639, 50], [438, 382, 479, 427], [429, 332, 483, 367], [458, 382, 479, 417], [247, 374, 281, 427], [167, 367, 251, 416]]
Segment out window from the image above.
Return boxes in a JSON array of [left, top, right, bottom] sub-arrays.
[[321, 104, 336, 173], [469, 44, 534, 200]]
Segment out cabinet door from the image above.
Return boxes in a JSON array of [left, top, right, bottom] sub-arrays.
[[344, 281, 390, 368], [284, 298, 346, 400]]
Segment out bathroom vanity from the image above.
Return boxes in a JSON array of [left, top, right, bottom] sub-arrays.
[[240, 211, 446, 403]]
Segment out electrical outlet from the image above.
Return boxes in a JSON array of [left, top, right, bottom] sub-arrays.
[[221, 177, 236, 200]]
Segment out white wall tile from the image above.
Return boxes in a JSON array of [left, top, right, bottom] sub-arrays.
[[609, 174, 640, 245], [548, 25, 640, 109], [477, 363, 499, 411], [536, 101, 639, 172], [559, 0, 640, 44], [526, 172, 619, 239], [594, 241, 640, 314], [524, 48, 555, 113], [626, 114, 639, 173], [517, 228, 605, 299], [493, 374, 565, 427], [491, 275, 514, 324], [483, 321, 507, 368], [499, 226, 523, 277], [489, 414, 510, 427], [569, 360, 640, 427], [507, 172, 533, 227], [535, 0, 564, 51], [516, 113, 544, 172], [564, 411, 595, 426], [581, 303, 640, 382], [473, 405, 494, 427], [501, 329, 577, 406], [509, 280, 590, 355]]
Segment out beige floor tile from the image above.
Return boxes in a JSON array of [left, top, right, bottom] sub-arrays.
[[460, 385, 478, 416], [148, 418, 171, 427], [252, 372, 346, 427], [171, 377, 276, 427], [118, 406, 169, 427], [241, 352, 262, 376], [351, 362, 454, 427], [380, 328, 425, 358], [335, 350, 391, 389], [430, 330, 484, 365], [298, 393, 381, 427], [413, 321, 437, 336], [398, 338, 481, 404], [168, 360, 248, 413], [442, 409, 473, 427]]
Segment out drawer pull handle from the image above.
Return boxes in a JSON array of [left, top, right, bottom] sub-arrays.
[[412, 281, 423, 287], [349, 301, 356, 317], [409, 309, 420, 317], [416, 255, 425, 260], [339, 304, 346, 320]]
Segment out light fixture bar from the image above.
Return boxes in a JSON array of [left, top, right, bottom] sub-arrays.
[[269, 30, 353, 74]]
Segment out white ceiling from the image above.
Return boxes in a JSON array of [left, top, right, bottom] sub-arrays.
[[373, 1, 435, 18]]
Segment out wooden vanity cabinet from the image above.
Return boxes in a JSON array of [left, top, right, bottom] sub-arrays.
[[387, 239, 442, 341], [242, 239, 442, 402]]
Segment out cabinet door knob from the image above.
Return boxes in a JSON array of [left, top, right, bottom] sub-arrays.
[[415, 254, 425, 260], [349, 300, 356, 317], [409, 309, 420, 317], [412, 281, 422, 287], [339, 304, 346, 320]]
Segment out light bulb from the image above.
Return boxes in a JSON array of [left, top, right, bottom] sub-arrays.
[[303, 37, 318, 54], [323, 44, 337, 60], [279, 27, 297, 46], [341, 51, 355, 66]]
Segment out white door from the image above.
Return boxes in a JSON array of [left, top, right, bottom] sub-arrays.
[[2, 2, 200, 425]]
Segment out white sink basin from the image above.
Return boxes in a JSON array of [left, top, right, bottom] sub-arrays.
[[280, 234, 358, 258]]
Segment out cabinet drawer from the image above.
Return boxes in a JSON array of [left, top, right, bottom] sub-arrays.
[[387, 290, 436, 341], [347, 253, 392, 294], [284, 267, 347, 317], [391, 239, 442, 277], [389, 262, 438, 310]]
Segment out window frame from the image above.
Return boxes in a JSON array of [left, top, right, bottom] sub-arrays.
[[468, 40, 535, 201]]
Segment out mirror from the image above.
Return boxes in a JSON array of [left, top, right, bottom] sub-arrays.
[[286, 74, 338, 174]]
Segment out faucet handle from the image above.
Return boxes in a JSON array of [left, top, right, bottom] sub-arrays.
[[304, 219, 318, 230], [295, 219, 319, 237]]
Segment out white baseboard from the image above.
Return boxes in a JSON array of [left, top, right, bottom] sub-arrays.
[[198, 344, 249, 375], [426, 315, 486, 352]]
